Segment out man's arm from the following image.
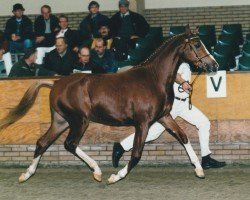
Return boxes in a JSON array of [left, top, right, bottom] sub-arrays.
[[175, 73, 192, 93]]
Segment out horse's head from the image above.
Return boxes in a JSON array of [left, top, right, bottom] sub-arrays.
[[181, 25, 218, 73]]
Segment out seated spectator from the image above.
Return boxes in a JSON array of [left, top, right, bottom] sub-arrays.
[[4, 3, 33, 53], [74, 46, 105, 74], [91, 38, 118, 73], [9, 47, 55, 77], [0, 31, 12, 76], [110, 0, 149, 60], [91, 21, 113, 49], [0, 31, 8, 59], [56, 15, 79, 52], [79, 1, 109, 41], [34, 5, 59, 47], [44, 37, 77, 76]]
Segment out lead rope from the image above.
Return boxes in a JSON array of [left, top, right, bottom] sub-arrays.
[[188, 69, 203, 110]]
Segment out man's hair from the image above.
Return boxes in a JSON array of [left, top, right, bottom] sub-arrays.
[[78, 45, 90, 55], [59, 14, 68, 22], [41, 5, 51, 13], [23, 47, 37, 59], [88, 1, 100, 10], [56, 37, 68, 45], [96, 38, 107, 47]]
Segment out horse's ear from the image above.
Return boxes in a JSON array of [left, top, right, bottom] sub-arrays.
[[194, 26, 199, 34], [185, 24, 191, 34]]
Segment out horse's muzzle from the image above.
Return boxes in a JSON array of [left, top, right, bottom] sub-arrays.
[[206, 62, 219, 73]]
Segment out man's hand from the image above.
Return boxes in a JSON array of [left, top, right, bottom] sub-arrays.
[[182, 81, 192, 94], [130, 35, 139, 40], [35, 36, 45, 43], [0, 49, 5, 60], [11, 34, 21, 41]]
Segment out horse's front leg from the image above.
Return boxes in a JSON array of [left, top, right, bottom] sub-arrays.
[[108, 122, 149, 184], [159, 115, 205, 179]]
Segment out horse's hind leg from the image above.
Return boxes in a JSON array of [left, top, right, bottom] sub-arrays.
[[159, 115, 205, 178], [64, 117, 102, 182], [19, 110, 69, 183], [108, 123, 149, 184]]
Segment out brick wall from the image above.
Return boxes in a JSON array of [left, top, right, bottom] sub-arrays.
[[0, 142, 249, 167], [144, 5, 250, 38]]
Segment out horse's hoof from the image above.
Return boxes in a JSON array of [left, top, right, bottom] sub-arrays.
[[107, 174, 117, 185], [195, 168, 205, 179], [93, 173, 102, 182], [19, 173, 27, 183]]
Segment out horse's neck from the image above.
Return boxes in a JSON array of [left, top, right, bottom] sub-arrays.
[[150, 44, 183, 89]]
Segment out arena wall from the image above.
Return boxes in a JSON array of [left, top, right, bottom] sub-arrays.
[[0, 73, 249, 166]]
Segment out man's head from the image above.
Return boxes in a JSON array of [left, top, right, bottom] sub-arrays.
[[78, 46, 90, 64], [88, 1, 100, 15], [98, 21, 110, 38], [59, 15, 69, 30], [119, 0, 129, 14], [55, 37, 68, 54], [94, 38, 107, 56], [12, 3, 25, 18], [41, 5, 51, 20], [23, 47, 37, 64]]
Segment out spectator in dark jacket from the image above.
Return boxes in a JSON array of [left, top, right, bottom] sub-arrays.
[[56, 15, 80, 52], [74, 46, 105, 74], [9, 47, 56, 77], [91, 38, 117, 73], [110, 0, 149, 59], [79, 1, 109, 42], [4, 4, 33, 53], [44, 37, 77, 76], [34, 5, 59, 47], [110, 0, 149, 39]]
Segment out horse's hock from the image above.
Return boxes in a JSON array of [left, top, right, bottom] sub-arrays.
[[0, 75, 249, 166]]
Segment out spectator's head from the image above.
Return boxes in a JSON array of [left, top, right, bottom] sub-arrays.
[[41, 5, 51, 20], [88, 1, 100, 15], [59, 15, 69, 30], [119, 0, 129, 14], [12, 3, 25, 18], [78, 46, 91, 64], [23, 47, 37, 64], [55, 37, 68, 54], [98, 21, 110, 38], [94, 38, 107, 56]]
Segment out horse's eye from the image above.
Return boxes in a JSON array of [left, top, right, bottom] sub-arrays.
[[194, 42, 201, 48]]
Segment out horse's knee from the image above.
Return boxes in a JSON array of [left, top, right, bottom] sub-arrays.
[[64, 140, 77, 154]]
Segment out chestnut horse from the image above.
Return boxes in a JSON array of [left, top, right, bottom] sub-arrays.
[[0, 27, 218, 184]]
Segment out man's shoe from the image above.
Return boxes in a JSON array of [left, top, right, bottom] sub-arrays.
[[112, 142, 125, 168], [202, 155, 226, 170]]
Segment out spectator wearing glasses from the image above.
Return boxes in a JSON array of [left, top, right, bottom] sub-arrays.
[[74, 46, 105, 74], [56, 15, 80, 53]]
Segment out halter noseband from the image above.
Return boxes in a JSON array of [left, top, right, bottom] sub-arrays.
[[185, 36, 211, 67]]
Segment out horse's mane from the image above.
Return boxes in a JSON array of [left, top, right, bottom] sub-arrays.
[[136, 33, 186, 68]]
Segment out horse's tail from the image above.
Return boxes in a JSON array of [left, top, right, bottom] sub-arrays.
[[0, 80, 54, 131]]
